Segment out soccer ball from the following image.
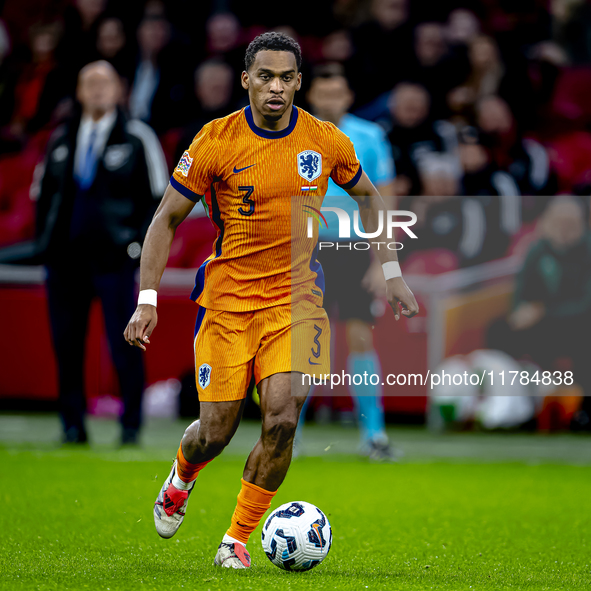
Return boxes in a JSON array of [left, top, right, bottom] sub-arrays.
[[261, 501, 332, 571]]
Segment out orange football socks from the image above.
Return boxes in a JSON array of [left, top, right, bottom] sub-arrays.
[[175, 442, 211, 483], [226, 478, 277, 544]]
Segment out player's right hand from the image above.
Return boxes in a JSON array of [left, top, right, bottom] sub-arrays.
[[124, 305, 158, 351], [386, 277, 420, 321]]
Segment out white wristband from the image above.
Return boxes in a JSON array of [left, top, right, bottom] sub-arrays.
[[138, 289, 157, 307], [382, 261, 402, 280]]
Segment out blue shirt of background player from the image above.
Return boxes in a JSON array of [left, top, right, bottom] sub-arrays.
[[320, 113, 395, 242]]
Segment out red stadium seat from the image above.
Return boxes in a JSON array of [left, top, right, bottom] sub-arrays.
[[551, 66, 591, 124], [0, 155, 31, 201], [402, 249, 459, 275], [167, 216, 217, 269], [0, 156, 37, 247], [158, 128, 181, 174], [545, 131, 591, 192], [0, 130, 53, 247], [0, 187, 35, 246]]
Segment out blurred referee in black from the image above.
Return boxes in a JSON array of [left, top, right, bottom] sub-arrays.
[[35, 61, 168, 444]]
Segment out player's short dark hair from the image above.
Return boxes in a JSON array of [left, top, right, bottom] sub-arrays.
[[244, 32, 302, 72]]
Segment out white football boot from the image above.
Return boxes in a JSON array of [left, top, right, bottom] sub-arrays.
[[153, 460, 194, 539], [214, 542, 251, 569]]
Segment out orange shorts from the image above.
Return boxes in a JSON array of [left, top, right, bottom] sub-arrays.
[[193, 300, 331, 402]]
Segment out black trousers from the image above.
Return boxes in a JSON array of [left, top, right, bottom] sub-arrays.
[[46, 262, 144, 434], [319, 243, 374, 323], [489, 314, 591, 411]]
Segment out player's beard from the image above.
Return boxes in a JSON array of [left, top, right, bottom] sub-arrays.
[[262, 112, 283, 122], [262, 103, 289, 123]]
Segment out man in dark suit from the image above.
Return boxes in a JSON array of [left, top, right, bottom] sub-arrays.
[[36, 61, 168, 444]]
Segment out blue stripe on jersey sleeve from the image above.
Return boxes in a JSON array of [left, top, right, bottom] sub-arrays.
[[193, 305, 207, 338], [170, 176, 203, 202], [190, 182, 223, 303], [336, 164, 363, 190]]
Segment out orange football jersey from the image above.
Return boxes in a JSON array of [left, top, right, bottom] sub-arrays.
[[171, 105, 361, 312]]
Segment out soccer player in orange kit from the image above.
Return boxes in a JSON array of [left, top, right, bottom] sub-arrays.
[[124, 32, 419, 569]]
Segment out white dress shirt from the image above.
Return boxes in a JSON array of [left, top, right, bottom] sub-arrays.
[[74, 110, 117, 178], [129, 61, 159, 121]]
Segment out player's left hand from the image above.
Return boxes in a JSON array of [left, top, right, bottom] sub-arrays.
[[386, 277, 419, 321]]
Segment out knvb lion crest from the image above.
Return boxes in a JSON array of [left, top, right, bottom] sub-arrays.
[[297, 150, 322, 182], [198, 363, 212, 389]]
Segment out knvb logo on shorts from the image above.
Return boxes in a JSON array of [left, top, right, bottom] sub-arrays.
[[198, 363, 212, 389], [304, 207, 418, 250], [176, 151, 193, 177]]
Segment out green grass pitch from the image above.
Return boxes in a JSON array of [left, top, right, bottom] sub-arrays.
[[0, 417, 590, 590]]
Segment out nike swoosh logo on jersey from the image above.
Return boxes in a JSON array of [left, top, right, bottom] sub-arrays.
[[308, 358, 322, 365], [233, 163, 256, 174]]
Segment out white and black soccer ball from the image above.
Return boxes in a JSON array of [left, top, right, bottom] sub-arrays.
[[261, 501, 332, 571]]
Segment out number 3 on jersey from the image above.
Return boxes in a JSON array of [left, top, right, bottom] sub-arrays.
[[238, 185, 255, 216]]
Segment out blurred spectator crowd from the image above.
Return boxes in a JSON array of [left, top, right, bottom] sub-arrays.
[[2, 0, 591, 264]]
